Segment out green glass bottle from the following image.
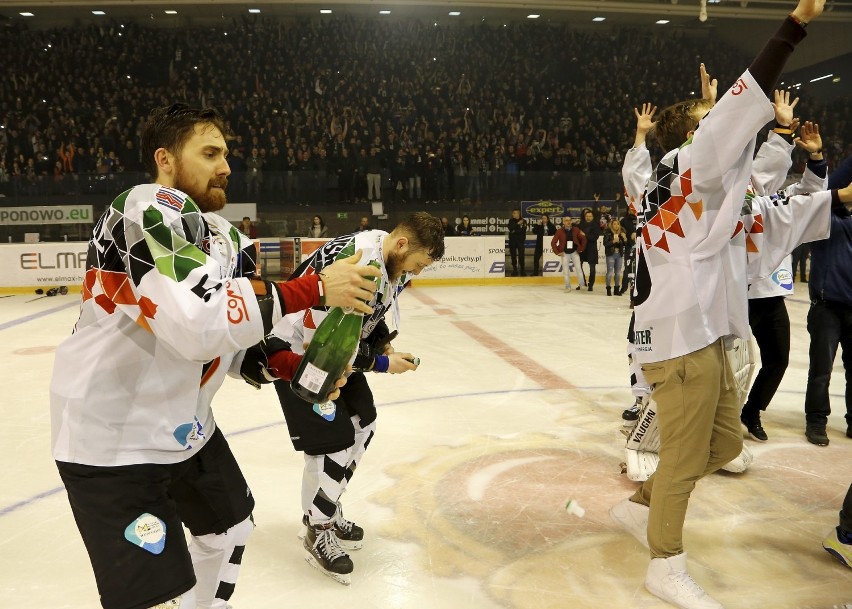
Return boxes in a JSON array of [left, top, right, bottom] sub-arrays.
[[290, 259, 380, 403]]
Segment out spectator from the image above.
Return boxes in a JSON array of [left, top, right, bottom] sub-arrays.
[[532, 214, 556, 276], [578, 207, 602, 291], [456, 215, 476, 236], [240, 216, 258, 239], [441, 216, 456, 236], [507, 208, 527, 277], [603, 217, 627, 296], [305, 214, 329, 238], [551, 216, 586, 291], [803, 154, 852, 446]]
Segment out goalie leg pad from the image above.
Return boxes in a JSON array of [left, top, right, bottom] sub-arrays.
[[624, 449, 660, 482], [625, 398, 660, 452]]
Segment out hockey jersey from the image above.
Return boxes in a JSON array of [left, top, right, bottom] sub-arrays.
[[272, 230, 412, 356], [50, 184, 268, 466], [632, 70, 832, 364]]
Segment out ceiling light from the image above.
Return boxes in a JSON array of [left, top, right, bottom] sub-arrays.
[[449, 11, 461, 16], [379, 10, 391, 15], [527, 14, 540, 19], [20, 11, 34, 16], [592, 17, 606, 22], [92, 10, 106, 15], [248, 9, 260, 14], [320, 9, 332, 14], [164, 10, 177, 15], [832, 76, 841, 83], [809, 73, 833, 83], [656, 19, 670, 24]]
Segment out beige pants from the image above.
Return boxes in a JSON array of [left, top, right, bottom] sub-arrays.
[[631, 338, 743, 557]]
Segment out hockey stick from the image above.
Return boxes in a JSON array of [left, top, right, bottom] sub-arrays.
[[26, 295, 49, 303]]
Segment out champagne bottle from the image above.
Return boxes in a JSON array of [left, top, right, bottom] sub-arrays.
[[290, 259, 380, 403]]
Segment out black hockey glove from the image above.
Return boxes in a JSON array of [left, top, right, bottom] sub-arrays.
[[240, 335, 291, 390]]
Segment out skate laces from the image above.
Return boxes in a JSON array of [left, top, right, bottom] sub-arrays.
[[334, 504, 355, 534], [315, 527, 348, 561]]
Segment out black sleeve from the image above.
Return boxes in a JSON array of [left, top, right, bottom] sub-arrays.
[[749, 17, 808, 96]]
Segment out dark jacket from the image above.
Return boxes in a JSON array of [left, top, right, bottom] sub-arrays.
[[508, 217, 527, 244], [533, 221, 556, 249], [809, 155, 852, 306]]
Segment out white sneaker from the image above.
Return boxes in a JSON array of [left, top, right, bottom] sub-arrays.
[[609, 498, 650, 549], [645, 553, 723, 609]]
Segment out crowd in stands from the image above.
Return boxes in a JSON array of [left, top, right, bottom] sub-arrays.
[[1, 16, 849, 205]]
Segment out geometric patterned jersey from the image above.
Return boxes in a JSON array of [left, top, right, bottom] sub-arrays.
[[273, 229, 413, 355], [630, 70, 831, 364], [50, 183, 266, 466]]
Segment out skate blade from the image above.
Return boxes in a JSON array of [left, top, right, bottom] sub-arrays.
[[304, 551, 352, 585], [298, 531, 363, 551]]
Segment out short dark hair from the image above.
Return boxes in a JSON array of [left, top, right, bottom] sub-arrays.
[[652, 99, 714, 153], [140, 103, 229, 178], [394, 212, 445, 260]]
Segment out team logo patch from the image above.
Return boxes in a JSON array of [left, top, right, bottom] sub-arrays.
[[155, 186, 186, 212], [173, 416, 205, 449], [313, 401, 337, 421], [774, 269, 794, 291], [124, 513, 167, 555]]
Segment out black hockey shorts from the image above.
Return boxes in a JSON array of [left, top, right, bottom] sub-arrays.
[[55, 428, 254, 609], [274, 371, 377, 455]]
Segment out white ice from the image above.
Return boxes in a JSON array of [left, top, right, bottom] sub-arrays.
[[0, 283, 850, 609]]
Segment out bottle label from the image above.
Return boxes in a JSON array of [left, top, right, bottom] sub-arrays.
[[297, 361, 329, 394]]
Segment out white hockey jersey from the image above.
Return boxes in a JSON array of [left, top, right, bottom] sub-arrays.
[[272, 230, 412, 355], [51, 184, 268, 466], [632, 71, 832, 364]]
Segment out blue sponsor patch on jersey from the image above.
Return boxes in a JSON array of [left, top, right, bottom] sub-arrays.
[[124, 513, 167, 555], [173, 416, 205, 449], [313, 401, 336, 421], [773, 269, 794, 291]]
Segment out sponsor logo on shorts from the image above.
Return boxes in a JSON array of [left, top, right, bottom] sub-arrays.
[[313, 401, 336, 421], [124, 513, 167, 554]]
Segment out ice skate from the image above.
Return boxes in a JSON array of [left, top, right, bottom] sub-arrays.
[[300, 503, 364, 550], [303, 522, 353, 585]]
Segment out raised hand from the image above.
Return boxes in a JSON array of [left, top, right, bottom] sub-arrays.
[[791, 0, 825, 23], [771, 89, 800, 126], [634, 103, 658, 135], [794, 121, 823, 155], [700, 63, 718, 104]]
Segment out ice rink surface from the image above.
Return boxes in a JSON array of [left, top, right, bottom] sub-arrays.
[[0, 282, 850, 609]]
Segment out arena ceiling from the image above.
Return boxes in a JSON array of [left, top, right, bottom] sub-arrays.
[[2, 0, 852, 29]]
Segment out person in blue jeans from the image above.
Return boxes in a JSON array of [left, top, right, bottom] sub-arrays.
[[803, 153, 852, 446]]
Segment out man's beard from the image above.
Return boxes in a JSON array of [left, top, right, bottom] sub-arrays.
[[385, 249, 405, 282], [174, 164, 228, 212]]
